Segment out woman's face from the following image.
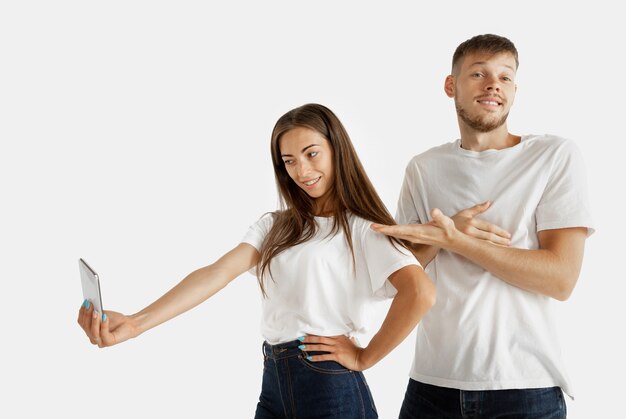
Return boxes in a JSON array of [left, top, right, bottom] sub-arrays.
[[279, 126, 335, 208]]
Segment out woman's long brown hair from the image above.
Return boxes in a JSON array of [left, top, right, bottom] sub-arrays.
[[257, 103, 403, 296]]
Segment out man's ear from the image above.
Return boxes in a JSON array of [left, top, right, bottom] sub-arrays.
[[444, 75, 455, 98]]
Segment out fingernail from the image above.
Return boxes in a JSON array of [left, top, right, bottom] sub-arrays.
[[85, 301, 91, 309], [297, 336, 305, 341], [307, 356, 313, 361], [93, 310, 99, 319], [298, 345, 305, 350], [82, 299, 88, 308], [102, 313, 107, 321]]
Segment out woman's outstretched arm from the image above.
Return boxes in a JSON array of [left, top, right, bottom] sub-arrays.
[[77, 243, 259, 348]]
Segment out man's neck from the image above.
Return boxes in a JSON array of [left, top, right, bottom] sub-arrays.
[[459, 124, 520, 152]]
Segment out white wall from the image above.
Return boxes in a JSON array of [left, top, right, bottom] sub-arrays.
[[1, 1, 622, 417]]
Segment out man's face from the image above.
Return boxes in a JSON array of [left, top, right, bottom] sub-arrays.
[[446, 51, 517, 132]]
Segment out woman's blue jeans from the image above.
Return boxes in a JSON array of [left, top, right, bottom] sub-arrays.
[[254, 340, 378, 418], [399, 379, 567, 419]]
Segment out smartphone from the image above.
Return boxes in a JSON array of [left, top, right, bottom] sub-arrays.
[[79, 258, 104, 314]]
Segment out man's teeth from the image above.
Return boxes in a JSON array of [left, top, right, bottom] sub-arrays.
[[480, 100, 499, 105]]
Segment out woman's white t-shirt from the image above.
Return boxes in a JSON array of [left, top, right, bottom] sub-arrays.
[[242, 214, 420, 345]]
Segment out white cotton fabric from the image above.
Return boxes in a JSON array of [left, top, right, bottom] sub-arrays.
[[242, 214, 420, 345], [396, 134, 594, 397]]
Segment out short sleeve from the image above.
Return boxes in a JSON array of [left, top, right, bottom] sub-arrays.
[[360, 222, 421, 299], [536, 140, 595, 236], [241, 213, 275, 251], [396, 160, 423, 225]]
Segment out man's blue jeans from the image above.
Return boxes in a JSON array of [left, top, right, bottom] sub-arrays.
[[254, 340, 378, 418], [399, 379, 566, 418]]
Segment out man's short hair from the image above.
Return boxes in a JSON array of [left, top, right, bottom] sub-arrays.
[[452, 34, 519, 73]]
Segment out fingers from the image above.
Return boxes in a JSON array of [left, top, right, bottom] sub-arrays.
[[300, 335, 346, 354], [99, 313, 114, 347], [473, 219, 512, 239], [78, 300, 117, 348], [371, 224, 426, 242], [371, 224, 399, 235], [300, 336, 364, 370], [301, 344, 332, 353], [461, 201, 491, 217], [306, 353, 336, 362], [299, 335, 337, 361], [77, 299, 89, 329], [468, 228, 511, 246], [300, 335, 356, 361], [480, 229, 511, 246], [90, 309, 102, 347], [78, 300, 97, 344]]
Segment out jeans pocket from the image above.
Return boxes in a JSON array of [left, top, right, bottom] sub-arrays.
[[297, 353, 352, 375]]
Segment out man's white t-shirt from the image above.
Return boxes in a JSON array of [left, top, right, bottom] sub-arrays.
[[242, 214, 420, 345], [396, 134, 594, 397]]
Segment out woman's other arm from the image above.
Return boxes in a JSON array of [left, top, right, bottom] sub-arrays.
[[303, 265, 435, 371]]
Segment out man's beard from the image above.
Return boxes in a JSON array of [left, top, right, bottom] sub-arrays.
[[456, 103, 509, 133]]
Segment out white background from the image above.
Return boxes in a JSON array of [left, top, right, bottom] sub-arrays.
[[1, 1, 623, 418]]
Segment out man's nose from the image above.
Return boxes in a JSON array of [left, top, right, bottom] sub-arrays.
[[485, 75, 501, 92]]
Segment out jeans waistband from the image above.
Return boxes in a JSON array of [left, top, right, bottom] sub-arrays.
[[262, 340, 303, 361]]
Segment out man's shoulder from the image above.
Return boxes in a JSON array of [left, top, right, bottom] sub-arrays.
[[522, 134, 581, 158], [406, 140, 457, 166], [522, 134, 573, 149]]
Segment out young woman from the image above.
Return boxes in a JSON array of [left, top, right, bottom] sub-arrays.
[[78, 103, 436, 418]]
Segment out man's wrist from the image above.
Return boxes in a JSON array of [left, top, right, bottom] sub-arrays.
[[445, 228, 470, 253]]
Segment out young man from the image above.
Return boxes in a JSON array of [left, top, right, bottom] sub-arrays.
[[374, 34, 594, 418]]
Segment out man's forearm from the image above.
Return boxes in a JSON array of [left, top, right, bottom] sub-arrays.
[[446, 230, 585, 301], [373, 213, 587, 301]]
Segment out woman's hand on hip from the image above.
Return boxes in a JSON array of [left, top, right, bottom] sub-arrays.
[[300, 334, 369, 371]]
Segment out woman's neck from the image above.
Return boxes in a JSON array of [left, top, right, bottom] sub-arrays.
[[313, 196, 336, 217]]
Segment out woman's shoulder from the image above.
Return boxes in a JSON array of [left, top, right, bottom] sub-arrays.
[[248, 211, 280, 231], [347, 213, 376, 238]]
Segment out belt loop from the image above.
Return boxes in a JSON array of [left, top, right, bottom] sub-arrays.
[[262, 341, 268, 361]]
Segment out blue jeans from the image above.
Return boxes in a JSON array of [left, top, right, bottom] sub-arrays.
[[399, 379, 566, 419], [254, 340, 378, 419]]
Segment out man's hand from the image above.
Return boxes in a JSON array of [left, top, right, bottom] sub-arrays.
[[451, 201, 511, 246], [372, 201, 511, 267], [372, 208, 459, 248]]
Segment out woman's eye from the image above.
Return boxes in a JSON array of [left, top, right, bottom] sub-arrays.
[[309, 151, 318, 158], [283, 160, 293, 166]]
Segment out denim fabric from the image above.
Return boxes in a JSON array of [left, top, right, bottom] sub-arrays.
[[398, 379, 566, 419], [254, 340, 378, 419]]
